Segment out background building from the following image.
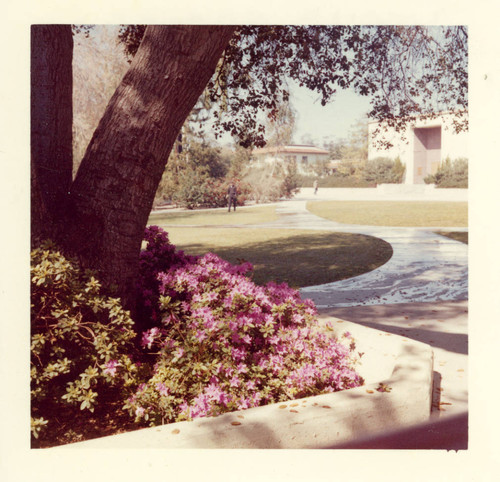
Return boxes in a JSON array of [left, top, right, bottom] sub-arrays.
[[368, 112, 468, 185], [252, 145, 330, 174]]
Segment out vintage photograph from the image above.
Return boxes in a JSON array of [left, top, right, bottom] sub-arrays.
[[4, 1, 499, 480], [30, 23, 468, 449]]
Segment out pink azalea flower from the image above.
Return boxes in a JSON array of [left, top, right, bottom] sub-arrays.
[[229, 376, 240, 388], [246, 380, 257, 391], [134, 227, 363, 424], [156, 382, 169, 396], [103, 359, 119, 377]]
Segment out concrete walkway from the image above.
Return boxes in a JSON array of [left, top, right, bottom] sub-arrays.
[[260, 199, 468, 308], [247, 194, 468, 433]]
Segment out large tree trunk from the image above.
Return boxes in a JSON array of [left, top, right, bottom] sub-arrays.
[[64, 25, 235, 309], [31, 25, 73, 244]]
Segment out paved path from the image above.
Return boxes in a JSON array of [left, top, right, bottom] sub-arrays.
[[268, 201, 468, 308], [249, 199, 468, 308], [248, 197, 468, 435], [319, 301, 468, 427]]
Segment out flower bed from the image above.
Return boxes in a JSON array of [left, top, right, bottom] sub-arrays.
[[60, 319, 434, 449], [31, 228, 364, 446], [129, 226, 363, 425]]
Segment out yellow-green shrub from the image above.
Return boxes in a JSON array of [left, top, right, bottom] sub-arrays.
[[30, 241, 144, 442]]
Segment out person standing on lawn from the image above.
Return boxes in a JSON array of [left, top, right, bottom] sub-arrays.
[[313, 179, 319, 195], [228, 182, 237, 212]]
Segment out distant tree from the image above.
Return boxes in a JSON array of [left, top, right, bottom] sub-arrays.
[[154, 138, 230, 206], [424, 157, 468, 188], [363, 156, 406, 184], [72, 26, 129, 174], [300, 133, 315, 146], [334, 119, 369, 175], [323, 138, 346, 160], [265, 99, 296, 148], [227, 144, 254, 179]]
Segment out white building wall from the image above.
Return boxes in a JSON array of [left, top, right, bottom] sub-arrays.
[[368, 113, 468, 185]]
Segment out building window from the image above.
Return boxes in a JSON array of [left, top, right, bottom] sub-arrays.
[[301, 156, 308, 164]]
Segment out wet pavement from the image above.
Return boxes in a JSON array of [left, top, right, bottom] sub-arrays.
[[248, 194, 469, 429], [266, 200, 468, 308]]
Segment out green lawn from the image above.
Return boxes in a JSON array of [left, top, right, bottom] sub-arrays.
[[307, 201, 468, 227], [434, 231, 469, 244], [163, 227, 393, 288], [148, 205, 278, 226]]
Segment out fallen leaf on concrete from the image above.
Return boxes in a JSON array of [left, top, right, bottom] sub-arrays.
[[172, 429, 180, 434], [231, 421, 242, 426], [290, 409, 299, 413], [377, 383, 392, 393], [279, 405, 287, 409], [366, 390, 374, 394]]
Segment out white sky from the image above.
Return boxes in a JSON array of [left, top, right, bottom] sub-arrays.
[[214, 82, 372, 148], [289, 81, 372, 145]]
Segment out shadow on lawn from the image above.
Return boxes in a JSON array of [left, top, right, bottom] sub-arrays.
[[178, 231, 393, 289]]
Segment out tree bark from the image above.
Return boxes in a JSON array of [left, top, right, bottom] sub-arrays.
[[64, 25, 235, 309], [31, 25, 73, 244]]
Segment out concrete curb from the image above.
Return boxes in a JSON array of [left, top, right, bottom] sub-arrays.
[[59, 319, 433, 449]]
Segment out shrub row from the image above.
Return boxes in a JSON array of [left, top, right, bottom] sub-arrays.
[[424, 157, 468, 188], [299, 157, 405, 187]]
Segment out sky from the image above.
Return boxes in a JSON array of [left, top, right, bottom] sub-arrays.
[[289, 81, 372, 146], [214, 83, 372, 148]]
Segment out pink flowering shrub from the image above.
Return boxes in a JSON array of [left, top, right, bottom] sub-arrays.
[[126, 227, 363, 425], [136, 226, 197, 330]]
